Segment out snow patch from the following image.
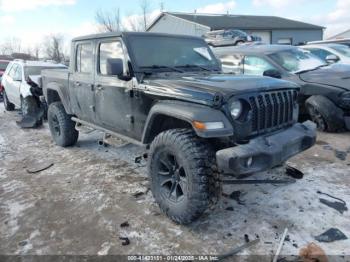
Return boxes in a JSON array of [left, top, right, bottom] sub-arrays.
[[97, 242, 111, 256]]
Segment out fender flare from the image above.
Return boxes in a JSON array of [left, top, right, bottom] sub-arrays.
[[142, 100, 234, 144], [44, 82, 73, 114]]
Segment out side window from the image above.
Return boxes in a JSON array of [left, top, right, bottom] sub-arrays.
[[8, 64, 18, 78], [14, 65, 23, 81], [76, 43, 93, 74], [99, 41, 124, 75], [220, 54, 244, 74], [307, 48, 333, 61], [244, 56, 276, 76]]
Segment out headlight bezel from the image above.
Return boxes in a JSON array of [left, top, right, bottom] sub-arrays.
[[229, 99, 243, 120]]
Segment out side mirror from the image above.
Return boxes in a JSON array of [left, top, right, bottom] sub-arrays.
[[106, 58, 124, 77], [263, 69, 282, 79], [326, 54, 339, 64]]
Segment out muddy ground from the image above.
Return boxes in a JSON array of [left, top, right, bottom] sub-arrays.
[[0, 102, 349, 260]]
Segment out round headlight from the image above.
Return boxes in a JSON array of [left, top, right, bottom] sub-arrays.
[[230, 100, 243, 119]]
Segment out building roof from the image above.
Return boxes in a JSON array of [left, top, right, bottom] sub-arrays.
[[328, 29, 350, 40], [148, 12, 325, 31]]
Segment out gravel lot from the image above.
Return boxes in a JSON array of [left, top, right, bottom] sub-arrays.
[[0, 102, 349, 260]]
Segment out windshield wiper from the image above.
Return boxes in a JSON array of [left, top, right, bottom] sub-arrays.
[[295, 64, 328, 74], [176, 64, 218, 72], [141, 65, 184, 73]]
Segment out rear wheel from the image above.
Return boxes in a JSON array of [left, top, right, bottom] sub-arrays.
[[48, 102, 78, 147], [3, 90, 15, 111], [148, 129, 216, 224]]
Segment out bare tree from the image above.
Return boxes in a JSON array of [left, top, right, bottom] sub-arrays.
[[124, 0, 152, 32], [95, 8, 122, 32], [140, 0, 150, 31], [44, 34, 64, 63], [0, 37, 22, 55], [33, 44, 41, 60]]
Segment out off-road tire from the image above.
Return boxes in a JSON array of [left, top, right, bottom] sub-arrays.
[[48, 102, 78, 147], [3, 90, 15, 111], [148, 129, 216, 224], [306, 96, 344, 132]]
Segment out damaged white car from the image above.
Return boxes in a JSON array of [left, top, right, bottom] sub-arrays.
[[1, 60, 66, 127]]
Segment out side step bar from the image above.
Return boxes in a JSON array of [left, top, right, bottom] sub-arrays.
[[71, 117, 145, 147]]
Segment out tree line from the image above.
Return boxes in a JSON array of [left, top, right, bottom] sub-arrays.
[[0, 0, 156, 63]]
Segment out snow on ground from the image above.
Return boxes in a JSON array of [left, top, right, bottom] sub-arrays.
[[0, 103, 349, 260]]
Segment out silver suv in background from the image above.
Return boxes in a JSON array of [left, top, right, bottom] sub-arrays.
[[203, 29, 261, 47]]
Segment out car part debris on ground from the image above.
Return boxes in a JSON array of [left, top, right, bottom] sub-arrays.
[[26, 161, 54, 174], [120, 221, 130, 228], [119, 237, 130, 246], [217, 238, 260, 260], [286, 165, 304, 179], [317, 191, 348, 214], [272, 228, 288, 262], [315, 228, 348, 243]]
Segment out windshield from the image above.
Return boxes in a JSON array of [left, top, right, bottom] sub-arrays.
[[269, 48, 326, 73], [0, 61, 9, 71], [331, 45, 350, 58], [127, 35, 220, 72], [24, 66, 66, 76]]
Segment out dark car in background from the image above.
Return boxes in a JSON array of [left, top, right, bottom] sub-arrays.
[[204, 29, 261, 47], [214, 45, 350, 132], [0, 60, 11, 99]]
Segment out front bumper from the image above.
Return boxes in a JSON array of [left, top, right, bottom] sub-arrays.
[[216, 121, 317, 175]]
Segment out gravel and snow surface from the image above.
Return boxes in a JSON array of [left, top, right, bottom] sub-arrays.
[[0, 103, 349, 260]]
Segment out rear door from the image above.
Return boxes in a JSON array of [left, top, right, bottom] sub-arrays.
[[69, 41, 96, 122], [94, 38, 133, 135]]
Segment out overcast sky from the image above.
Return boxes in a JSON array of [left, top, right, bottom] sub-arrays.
[[0, 0, 349, 51]]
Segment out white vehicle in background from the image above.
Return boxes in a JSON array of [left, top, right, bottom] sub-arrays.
[[1, 60, 66, 127], [301, 44, 350, 64]]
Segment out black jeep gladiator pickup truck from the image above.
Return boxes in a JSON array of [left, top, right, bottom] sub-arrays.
[[42, 32, 316, 224]]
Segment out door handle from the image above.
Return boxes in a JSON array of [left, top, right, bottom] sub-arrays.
[[75, 81, 81, 86]]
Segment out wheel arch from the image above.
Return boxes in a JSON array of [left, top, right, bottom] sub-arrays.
[[142, 100, 234, 144], [45, 83, 73, 114]]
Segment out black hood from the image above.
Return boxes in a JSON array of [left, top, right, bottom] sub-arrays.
[[144, 74, 298, 105], [299, 63, 350, 91]]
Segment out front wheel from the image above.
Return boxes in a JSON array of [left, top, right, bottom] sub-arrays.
[[148, 129, 216, 224], [3, 90, 15, 111], [48, 102, 78, 147], [306, 96, 344, 132]]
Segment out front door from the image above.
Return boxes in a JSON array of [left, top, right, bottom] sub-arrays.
[[69, 41, 96, 123], [94, 39, 133, 136]]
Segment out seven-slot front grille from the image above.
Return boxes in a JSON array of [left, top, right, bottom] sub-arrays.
[[248, 90, 297, 135]]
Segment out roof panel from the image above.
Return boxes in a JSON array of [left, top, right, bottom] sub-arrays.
[[166, 12, 324, 30]]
